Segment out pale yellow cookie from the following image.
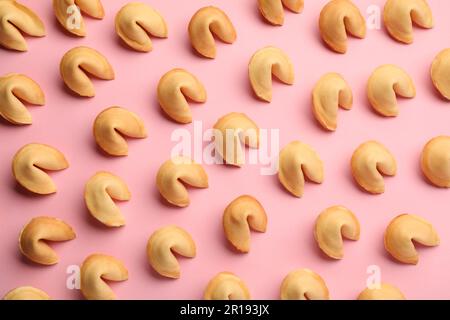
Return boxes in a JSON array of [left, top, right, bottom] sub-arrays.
[[0, 73, 45, 125], [157, 68, 206, 123], [314, 206, 360, 259], [431, 49, 450, 100], [367, 65, 415, 117], [188, 6, 236, 58], [248, 46, 294, 102], [0, 0, 45, 51], [278, 141, 324, 197], [12, 143, 69, 195], [213, 113, 259, 166], [280, 269, 329, 300], [60, 46, 114, 97], [319, 0, 366, 53], [93, 106, 147, 156], [3, 286, 50, 300], [204, 272, 250, 300], [384, 214, 439, 265], [223, 195, 267, 253], [312, 73, 352, 131], [80, 253, 128, 300], [19, 216, 76, 265], [258, 0, 304, 25], [383, 0, 433, 44], [53, 0, 104, 37], [357, 283, 405, 300], [84, 172, 131, 227], [147, 225, 196, 279], [156, 156, 208, 207], [115, 2, 167, 52], [351, 141, 396, 194], [421, 136, 450, 187]]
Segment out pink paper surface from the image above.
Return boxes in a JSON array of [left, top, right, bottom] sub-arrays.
[[0, 0, 449, 300]]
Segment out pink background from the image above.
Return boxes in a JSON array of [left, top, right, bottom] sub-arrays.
[[1, 0, 449, 300]]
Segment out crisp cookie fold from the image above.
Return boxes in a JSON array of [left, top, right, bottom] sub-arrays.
[[84, 171, 131, 227], [258, 0, 304, 26], [421, 136, 450, 187], [248, 46, 294, 102], [312, 72, 352, 131], [384, 214, 439, 265], [0, 73, 45, 125], [213, 112, 260, 166], [204, 272, 251, 300], [0, 0, 46, 51], [367, 65, 415, 117], [80, 253, 128, 300], [319, 0, 366, 53], [93, 106, 147, 156], [147, 225, 196, 279], [19, 216, 76, 265], [188, 6, 236, 58], [280, 269, 330, 300], [156, 156, 208, 207], [53, 0, 104, 37], [314, 206, 360, 259], [115, 2, 168, 52], [157, 68, 206, 123], [12, 143, 69, 195], [383, 0, 433, 44], [60, 46, 114, 97], [351, 141, 397, 194], [223, 195, 267, 253], [278, 140, 324, 197]]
